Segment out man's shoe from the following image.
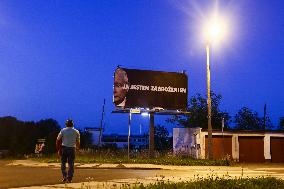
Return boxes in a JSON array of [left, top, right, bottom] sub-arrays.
[[67, 178, 72, 183], [62, 178, 67, 182]]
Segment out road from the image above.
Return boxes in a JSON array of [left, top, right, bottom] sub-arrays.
[[0, 160, 159, 189], [2, 160, 284, 189]]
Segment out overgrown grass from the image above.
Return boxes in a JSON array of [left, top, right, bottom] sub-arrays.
[[125, 177, 284, 189], [29, 149, 232, 166]]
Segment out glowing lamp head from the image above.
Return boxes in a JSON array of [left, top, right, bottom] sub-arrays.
[[203, 15, 228, 45]]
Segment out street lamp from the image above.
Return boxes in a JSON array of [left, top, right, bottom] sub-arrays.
[[203, 15, 228, 160], [206, 42, 213, 160]]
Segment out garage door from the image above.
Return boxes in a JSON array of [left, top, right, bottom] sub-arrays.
[[271, 137, 284, 163], [239, 136, 264, 163], [205, 135, 232, 160]]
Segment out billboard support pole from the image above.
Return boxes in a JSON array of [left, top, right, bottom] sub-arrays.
[[149, 112, 155, 158], [128, 112, 132, 160]]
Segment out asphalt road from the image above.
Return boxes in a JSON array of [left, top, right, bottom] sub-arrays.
[[2, 160, 284, 189], [0, 160, 159, 189]]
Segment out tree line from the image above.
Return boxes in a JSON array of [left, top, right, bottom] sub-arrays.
[[152, 91, 284, 152], [151, 92, 284, 152], [0, 91, 283, 155], [169, 92, 283, 130], [0, 116, 92, 155]]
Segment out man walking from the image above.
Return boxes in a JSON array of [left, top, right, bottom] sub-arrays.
[[56, 119, 80, 183]]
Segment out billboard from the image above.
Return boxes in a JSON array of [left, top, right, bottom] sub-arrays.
[[113, 68, 188, 110]]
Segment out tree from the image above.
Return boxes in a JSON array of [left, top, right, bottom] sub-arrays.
[[154, 125, 171, 152], [279, 117, 284, 130], [0, 116, 61, 155], [0, 116, 19, 150], [168, 92, 231, 129], [79, 130, 93, 148], [0, 117, 38, 154], [234, 107, 272, 130], [37, 119, 61, 153]]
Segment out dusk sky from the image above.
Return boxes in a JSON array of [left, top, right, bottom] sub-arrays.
[[0, 0, 283, 134]]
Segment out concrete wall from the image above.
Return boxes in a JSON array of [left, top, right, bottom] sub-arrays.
[[263, 133, 284, 160], [232, 135, 239, 160], [173, 128, 284, 161], [173, 128, 201, 158]]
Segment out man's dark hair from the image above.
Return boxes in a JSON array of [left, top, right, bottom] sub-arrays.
[[65, 119, 74, 127]]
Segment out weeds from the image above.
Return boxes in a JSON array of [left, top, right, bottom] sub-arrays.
[[31, 149, 232, 166], [123, 177, 284, 189]]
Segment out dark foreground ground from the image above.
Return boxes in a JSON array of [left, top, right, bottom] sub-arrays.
[[0, 160, 158, 189], [2, 160, 284, 189]]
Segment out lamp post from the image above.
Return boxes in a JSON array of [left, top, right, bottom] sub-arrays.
[[203, 15, 228, 160], [206, 44, 213, 160]]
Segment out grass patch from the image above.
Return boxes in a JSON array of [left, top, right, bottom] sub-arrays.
[[126, 177, 284, 189], [29, 149, 231, 166], [73, 154, 231, 166]]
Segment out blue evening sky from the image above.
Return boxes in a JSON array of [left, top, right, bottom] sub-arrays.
[[0, 0, 283, 134]]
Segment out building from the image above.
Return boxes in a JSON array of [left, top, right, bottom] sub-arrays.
[[84, 127, 102, 145], [84, 127, 149, 149], [101, 134, 149, 150], [173, 128, 284, 162]]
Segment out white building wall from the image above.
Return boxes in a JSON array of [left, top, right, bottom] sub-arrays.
[[173, 128, 201, 158], [264, 134, 271, 160], [200, 131, 206, 159], [173, 128, 284, 161], [232, 134, 239, 160], [173, 128, 191, 156], [263, 133, 284, 161]]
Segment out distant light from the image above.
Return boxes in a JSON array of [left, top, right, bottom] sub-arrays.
[[141, 112, 149, 117]]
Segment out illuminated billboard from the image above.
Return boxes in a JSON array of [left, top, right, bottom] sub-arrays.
[[113, 68, 188, 110]]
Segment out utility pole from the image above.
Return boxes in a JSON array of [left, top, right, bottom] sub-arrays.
[[264, 103, 267, 130], [98, 99, 105, 146]]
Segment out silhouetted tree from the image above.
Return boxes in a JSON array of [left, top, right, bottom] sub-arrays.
[[154, 125, 171, 152], [278, 117, 284, 130], [234, 107, 272, 130], [0, 116, 18, 150], [168, 92, 231, 129], [0, 117, 38, 154], [37, 119, 61, 153], [79, 130, 93, 148], [0, 117, 60, 155]]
